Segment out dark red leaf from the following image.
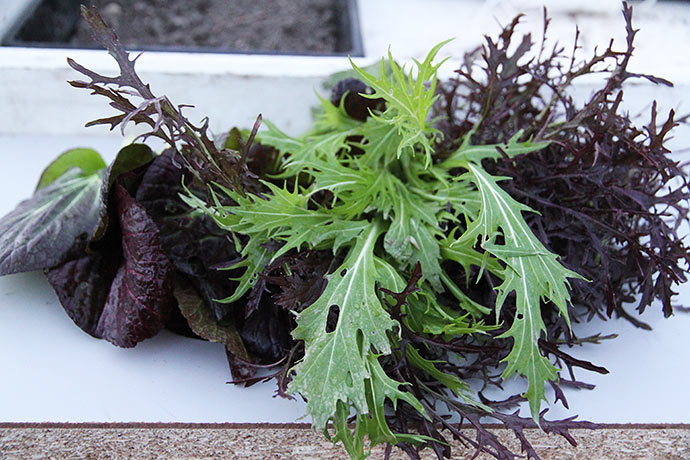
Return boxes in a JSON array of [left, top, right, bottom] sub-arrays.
[[135, 149, 239, 322], [45, 250, 119, 336], [94, 184, 176, 347]]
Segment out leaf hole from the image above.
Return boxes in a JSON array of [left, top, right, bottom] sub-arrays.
[[516, 313, 524, 320], [325, 304, 340, 333], [340, 268, 347, 277], [356, 329, 364, 355]]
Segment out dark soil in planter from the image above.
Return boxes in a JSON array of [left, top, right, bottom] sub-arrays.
[[13, 0, 358, 55]]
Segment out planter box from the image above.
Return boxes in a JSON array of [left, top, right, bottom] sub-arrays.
[[1, 0, 689, 135], [1, 0, 364, 57], [0, 0, 365, 137]]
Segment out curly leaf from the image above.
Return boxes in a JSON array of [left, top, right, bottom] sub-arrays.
[[456, 161, 582, 422], [350, 41, 450, 166], [439, 130, 550, 169], [259, 119, 357, 176], [289, 221, 421, 432], [182, 181, 369, 303]]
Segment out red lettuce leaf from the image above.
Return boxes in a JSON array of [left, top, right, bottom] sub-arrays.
[[135, 149, 239, 321], [136, 151, 297, 363], [45, 249, 119, 337], [239, 299, 293, 363], [47, 181, 176, 347], [93, 184, 176, 347]]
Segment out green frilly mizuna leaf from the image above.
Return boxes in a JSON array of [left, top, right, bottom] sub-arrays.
[[455, 161, 583, 423], [349, 40, 451, 167], [289, 220, 425, 431]]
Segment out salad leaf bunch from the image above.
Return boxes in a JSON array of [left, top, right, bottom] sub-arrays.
[[180, 38, 584, 449]]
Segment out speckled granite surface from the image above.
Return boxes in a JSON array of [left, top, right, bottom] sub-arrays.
[[0, 424, 688, 459]]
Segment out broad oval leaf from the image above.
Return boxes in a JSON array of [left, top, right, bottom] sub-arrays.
[[0, 169, 103, 275], [36, 147, 107, 190]]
